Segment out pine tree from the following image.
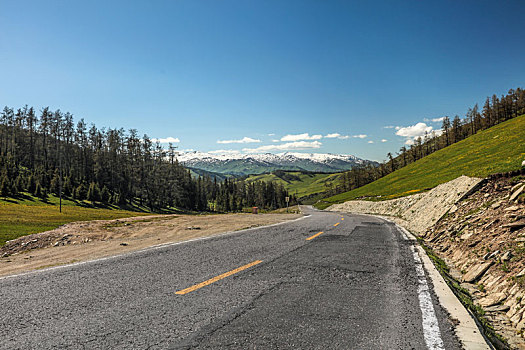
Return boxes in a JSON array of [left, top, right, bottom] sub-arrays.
[[63, 177, 72, 196], [87, 182, 101, 202], [34, 182, 43, 198], [27, 175, 36, 194], [101, 186, 110, 203], [74, 183, 87, 200], [50, 171, 60, 195], [0, 175, 9, 198], [14, 175, 23, 192]]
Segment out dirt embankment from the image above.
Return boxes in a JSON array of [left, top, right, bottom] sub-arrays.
[[328, 174, 525, 348], [0, 212, 301, 277], [426, 177, 525, 348], [328, 175, 485, 234]]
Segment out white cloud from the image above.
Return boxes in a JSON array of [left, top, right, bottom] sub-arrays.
[[395, 122, 433, 138], [395, 122, 436, 145], [381, 139, 388, 143], [368, 140, 374, 144], [353, 134, 367, 139], [325, 133, 350, 139], [208, 149, 242, 155], [383, 125, 394, 129], [423, 116, 445, 123], [280, 133, 322, 141], [243, 141, 322, 153], [152, 137, 180, 143], [272, 139, 280, 142], [217, 136, 261, 144], [268, 133, 275, 136]]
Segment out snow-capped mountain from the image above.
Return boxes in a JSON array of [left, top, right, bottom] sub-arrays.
[[177, 151, 376, 176]]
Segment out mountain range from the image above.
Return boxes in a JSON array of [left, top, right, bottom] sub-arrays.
[[177, 152, 376, 176]]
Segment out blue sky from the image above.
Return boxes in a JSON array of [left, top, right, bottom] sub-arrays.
[[1, 0, 524, 161]]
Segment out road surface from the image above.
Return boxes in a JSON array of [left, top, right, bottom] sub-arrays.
[[0, 207, 462, 349]]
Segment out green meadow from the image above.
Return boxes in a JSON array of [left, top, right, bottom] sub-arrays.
[[316, 114, 525, 209]]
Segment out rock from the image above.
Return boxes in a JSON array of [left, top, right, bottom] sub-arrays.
[[505, 205, 521, 212], [485, 304, 511, 313], [488, 250, 500, 259], [53, 242, 60, 247], [511, 311, 524, 326], [501, 250, 513, 262], [517, 268, 525, 278], [186, 226, 201, 230], [510, 186, 525, 201], [467, 239, 481, 247], [479, 292, 507, 307], [492, 201, 502, 209], [484, 193, 491, 198], [517, 318, 525, 332], [460, 231, 474, 240], [460, 282, 479, 295], [120, 242, 128, 246], [463, 261, 494, 283], [522, 159, 525, 167], [502, 221, 525, 231], [512, 182, 525, 193], [483, 252, 491, 260]]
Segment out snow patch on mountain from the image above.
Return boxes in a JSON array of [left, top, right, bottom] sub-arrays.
[[176, 151, 374, 175], [176, 151, 363, 163]]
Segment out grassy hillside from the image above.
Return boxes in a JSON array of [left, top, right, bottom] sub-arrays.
[[245, 171, 342, 199], [0, 193, 153, 246], [317, 114, 525, 209]]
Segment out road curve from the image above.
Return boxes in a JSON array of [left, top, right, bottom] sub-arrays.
[[0, 207, 461, 349]]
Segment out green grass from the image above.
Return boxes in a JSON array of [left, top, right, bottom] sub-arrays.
[[245, 171, 342, 199], [317, 114, 525, 209], [0, 193, 153, 245]]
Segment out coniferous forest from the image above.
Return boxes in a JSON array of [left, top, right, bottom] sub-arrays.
[[0, 107, 292, 212]]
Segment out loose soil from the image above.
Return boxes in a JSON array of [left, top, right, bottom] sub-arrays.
[[0, 212, 301, 277]]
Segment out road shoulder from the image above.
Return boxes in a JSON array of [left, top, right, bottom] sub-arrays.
[[0, 212, 303, 278]]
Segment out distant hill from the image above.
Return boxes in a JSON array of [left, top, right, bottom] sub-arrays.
[[316, 114, 525, 209], [244, 171, 343, 200], [177, 152, 377, 176], [187, 167, 230, 182]]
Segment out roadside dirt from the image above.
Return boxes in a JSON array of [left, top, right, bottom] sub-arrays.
[[328, 175, 484, 234], [0, 212, 301, 277]]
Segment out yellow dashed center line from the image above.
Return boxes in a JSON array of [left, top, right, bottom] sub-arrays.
[[175, 260, 263, 295], [306, 231, 324, 241], [334, 222, 340, 227]]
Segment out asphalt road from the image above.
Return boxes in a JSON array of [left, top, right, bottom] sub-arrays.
[[0, 207, 462, 349]]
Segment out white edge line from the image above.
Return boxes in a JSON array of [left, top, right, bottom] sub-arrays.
[[410, 245, 446, 350], [376, 215, 491, 349], [331, 211, 491, 349], [0, 214, 311, 281]]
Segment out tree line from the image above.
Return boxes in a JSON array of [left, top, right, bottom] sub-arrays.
[[0, 106, 292, 212], [331, 87, 525, 196]]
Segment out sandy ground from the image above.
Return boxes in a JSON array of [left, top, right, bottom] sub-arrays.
[[0, 212, 302, 277]]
